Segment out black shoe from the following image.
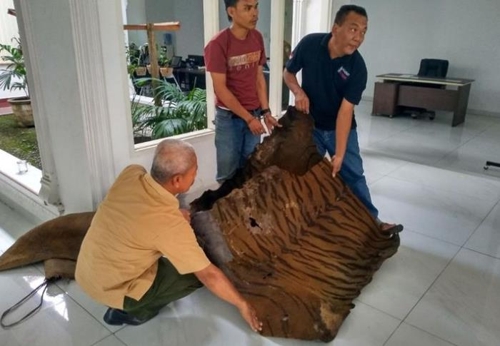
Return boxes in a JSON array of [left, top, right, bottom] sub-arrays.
[[103, 308, 154, 326]]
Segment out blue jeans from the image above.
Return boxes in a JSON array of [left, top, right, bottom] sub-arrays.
[[214, 107, 261, 183], [313, 128, 379, 219]]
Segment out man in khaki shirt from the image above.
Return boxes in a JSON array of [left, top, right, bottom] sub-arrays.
[[76, 139, 262, 332]]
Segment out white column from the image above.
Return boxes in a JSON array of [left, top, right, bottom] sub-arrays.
[[14, 0, 64, 214], [291, 0, 307, 49], [288, 0, 336, 106], [13, 0, 131, 213], [203, 0, 219, 130], [269, 0, 285, 116], [304, 0, 333, 34], [292, 0, 335, 45], [319, 0, 334, 30], [289, 0, 307, 105]]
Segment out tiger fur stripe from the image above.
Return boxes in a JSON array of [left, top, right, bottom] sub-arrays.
[[195, 160, 400, 341], [191, 107, 401, 341]]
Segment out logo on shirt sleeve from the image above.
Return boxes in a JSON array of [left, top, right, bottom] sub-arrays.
[[337, 66, 350, 80]]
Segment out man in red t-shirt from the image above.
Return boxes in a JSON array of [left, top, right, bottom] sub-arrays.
[[204, 0, 280, 183]]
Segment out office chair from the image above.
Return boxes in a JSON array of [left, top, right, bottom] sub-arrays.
[[484, 161, 500, 170], [418, 59, 449, 78], [408, 58, 449, 120]]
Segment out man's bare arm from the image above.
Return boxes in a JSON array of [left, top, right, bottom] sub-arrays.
[[194, 263, 262, 332], [256, 66, 281, 132], [256, 66, 269, 111], [283, 68, 310, 114], [210, 72, 265, 135], [332, 99, 355, 176]]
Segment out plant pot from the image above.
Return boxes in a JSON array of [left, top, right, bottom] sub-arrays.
[[160, 67, 173, 77], [135, 66, 147, 76], [8, 97, 34, 127]]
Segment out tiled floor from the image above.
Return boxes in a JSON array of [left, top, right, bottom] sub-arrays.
[[1, 101, 500, 345]]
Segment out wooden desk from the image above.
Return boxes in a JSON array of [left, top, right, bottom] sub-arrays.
[[372, 73, 475, 126]]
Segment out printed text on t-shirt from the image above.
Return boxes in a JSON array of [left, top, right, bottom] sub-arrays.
[[228, 51, 261, 71]]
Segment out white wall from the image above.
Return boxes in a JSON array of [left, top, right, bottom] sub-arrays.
[[0, 74, 25, 99], [256, 0, 271, 57], [0, 0, 24, 100], [140, 0, 205, 58], [0, 0, 18, 46], [356, 0, 500, 116], [173, 0, 204, 57], [127, 0, 276, 61], [126, 0, 147, 45]]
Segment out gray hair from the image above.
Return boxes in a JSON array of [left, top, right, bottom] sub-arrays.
[[150, 139, 196, 184]]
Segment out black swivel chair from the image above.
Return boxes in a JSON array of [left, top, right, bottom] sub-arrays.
[[406, 58, 449, 120], [418, 58, 449, 79], [484, 161, 500, 170]]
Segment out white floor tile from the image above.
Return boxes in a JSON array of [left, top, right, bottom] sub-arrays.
[[93, 335, 126, 346], [115, 288, 400, 346], [436, 137, 500, 179], [325, 301, 400, 346], [388, 162, 500, 203], [370, 177, 497, 246], [115, 288, 260, 346], [0, 266, 66, 320], [367, 132, 461, 166], [366, 172, 385, 186], [357, 230, 459, 319], [406, 249, 500, 346], [465, 202, 500, 259], [385, 323, 456, 346], [361, 149, 409, 177], [0, 295, 111, 346], [56, 280, 127, 333], [356, 116, 418, 148]]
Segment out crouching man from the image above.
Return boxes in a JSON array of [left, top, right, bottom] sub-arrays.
[[75, 139, 262, 332]]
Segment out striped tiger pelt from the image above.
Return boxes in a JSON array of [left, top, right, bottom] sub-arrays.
[[191, 107, 401, 342]]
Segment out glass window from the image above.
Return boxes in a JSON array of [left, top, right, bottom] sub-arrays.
[[124, 0, 208, 145]]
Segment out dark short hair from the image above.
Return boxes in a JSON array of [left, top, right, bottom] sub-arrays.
[[334, 5, 368, 26], [224, 0, 239, 22]]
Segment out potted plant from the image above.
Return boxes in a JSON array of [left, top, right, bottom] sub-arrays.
[[158, 46, 172, 78], [125, 43, 140, 76], [131, 78, 207, 142], [0, 38, 33, 127]]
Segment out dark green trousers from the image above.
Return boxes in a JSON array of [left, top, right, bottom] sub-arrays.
[[123, 257, 203, 320]]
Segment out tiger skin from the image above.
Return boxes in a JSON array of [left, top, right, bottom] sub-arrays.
[[191, 106, 401, 342], [0, 107, 401, 342]]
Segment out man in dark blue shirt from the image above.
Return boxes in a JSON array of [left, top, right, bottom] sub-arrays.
[[284, 4, 400, 231]]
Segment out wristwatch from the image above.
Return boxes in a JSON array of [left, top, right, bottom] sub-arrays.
[[260, 108, 271, 116]]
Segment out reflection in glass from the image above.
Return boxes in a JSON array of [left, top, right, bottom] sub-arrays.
[[124, 0, 208, 144]]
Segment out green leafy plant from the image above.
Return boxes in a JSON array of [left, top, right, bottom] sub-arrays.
[[125, 43, 140, 75], [131, 78, 207, 141], [158, 46, 170, 67], [0, 38, 28, 96]]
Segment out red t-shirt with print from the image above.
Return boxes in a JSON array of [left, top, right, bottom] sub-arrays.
[[204, 28, 266, 110]]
